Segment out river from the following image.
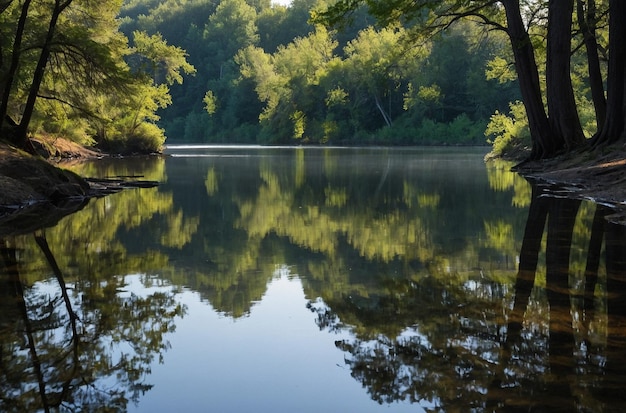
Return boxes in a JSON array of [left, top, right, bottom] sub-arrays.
[[1, 146, 625, 412]]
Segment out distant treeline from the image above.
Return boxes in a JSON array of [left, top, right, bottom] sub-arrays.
[[119, 0, 520, 145]]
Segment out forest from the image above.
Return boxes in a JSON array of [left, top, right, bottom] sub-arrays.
[[118, 0, 521, 147], [0, 0, 622, 158]]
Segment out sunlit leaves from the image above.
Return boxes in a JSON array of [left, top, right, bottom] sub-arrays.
[[486, 55, 518, 84], [236, 45, 284, 104], [203, 90, 218, 115], [237, 25, 339, 141], [485, 101, 531, 157], [0, 0, 193, 152], [131, 30, 196, 85], [273, 25, 337, 83], [341, 25, 418, 123], [325, 87, 348, 107]]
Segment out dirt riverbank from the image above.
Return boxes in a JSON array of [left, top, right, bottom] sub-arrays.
[[512, 144, 626, 223]]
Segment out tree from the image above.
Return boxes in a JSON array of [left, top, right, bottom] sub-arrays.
[[592, 0, 626, 147], [0, 0, 194, 153], [497, 0, 555, 159], [313, 0, 610, 159], [341, 26, 412, 127], [577, 0, 606, 131], [546, 0, 586, 152], [200, 0, 259, 137], [131, 31, 196, 85], [15, 0, 75, 147], [237, 26, 339, 142], [0, 0, 32, 137]]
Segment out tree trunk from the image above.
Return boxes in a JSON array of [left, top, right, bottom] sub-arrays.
[[546, 0, 585, 151], [0, 0, 32, 147], [374, 94, 392, 127], [15, 0, 72, 144], [593, 0, 626, 147], [577, 0, 607, 131], [501, 0, 555, 160]]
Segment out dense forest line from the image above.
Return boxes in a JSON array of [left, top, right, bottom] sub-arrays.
[[118, 0, 521, 146], [1, 0, 621, 156]]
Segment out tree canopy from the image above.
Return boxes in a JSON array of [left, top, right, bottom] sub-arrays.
[[114, 0, 520, 146], [1, 0, 621, 158], [0, 0, 194, 153], [316, 0, 620, 159]]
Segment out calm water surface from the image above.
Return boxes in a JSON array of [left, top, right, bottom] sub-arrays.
[[2, 146, 626, 412]]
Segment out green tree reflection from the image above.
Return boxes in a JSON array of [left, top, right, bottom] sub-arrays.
[[0, 233, 185, 412], [310, 182, 626, 411], [11, 148, 619, 410], [175, 148, 524, 319]]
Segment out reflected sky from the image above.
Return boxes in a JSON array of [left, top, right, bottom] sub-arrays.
[[130, 269, 423, 413]]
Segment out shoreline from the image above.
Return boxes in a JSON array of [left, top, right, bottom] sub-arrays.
[[512, 144, 626, 224], [0, 137, 159, 236]]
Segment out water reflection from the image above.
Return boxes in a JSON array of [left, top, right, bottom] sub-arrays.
[[2, 148, 626, 411], [0, 232, 185, 412], [316, 179, 626, 411]]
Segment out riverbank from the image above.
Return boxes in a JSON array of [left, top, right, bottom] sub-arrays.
[[512, 144, 626, 224], [0, 137, 99, 234], [0, 137, 99, 204]]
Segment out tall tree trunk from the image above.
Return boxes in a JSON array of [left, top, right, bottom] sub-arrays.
[[501, 0, 554, 160], [592, 0, 626, 147], [15, 0, 73, 144], [546, 0, 586, 152], [0, 0, 32, 146], [577, 0, 607, 131]]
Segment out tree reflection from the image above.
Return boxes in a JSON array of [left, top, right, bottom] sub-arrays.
[[23, 149, 626, 410], [0, 231, 185, 412], [313, 182, 626, 411]]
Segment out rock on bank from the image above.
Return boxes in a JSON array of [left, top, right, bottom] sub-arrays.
[[0, 139, 94, 235]]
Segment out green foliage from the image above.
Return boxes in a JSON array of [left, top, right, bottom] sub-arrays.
[[0, 0, 195, 153], [485, 101, 531, 157], [376, 114, 487, 145], [1, 0, 614, 151], [131, 31, 196, 85], [114, 0, 520, 146], [203, 90, 218, 114], [486, 56, 518, 84]]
